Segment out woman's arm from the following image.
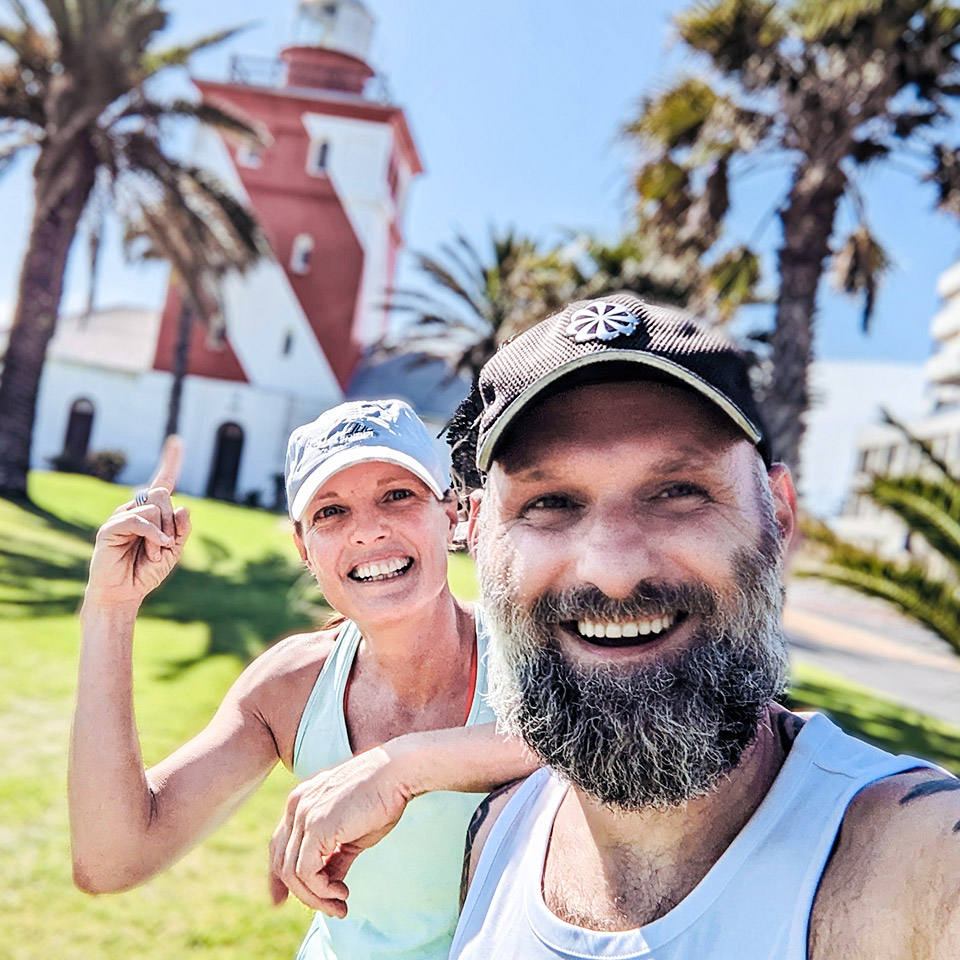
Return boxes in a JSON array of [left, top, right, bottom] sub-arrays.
[[269, 723, 538, 915], [68, 439, 284, 893]]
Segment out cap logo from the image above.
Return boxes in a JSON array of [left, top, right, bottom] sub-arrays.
[[565, 302, 640, 343]]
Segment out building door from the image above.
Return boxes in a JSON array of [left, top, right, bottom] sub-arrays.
[[63, 399, 94, 461], [206, 423, 244, 501]]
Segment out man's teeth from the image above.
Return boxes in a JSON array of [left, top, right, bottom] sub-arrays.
[[577, 614, 675, 639], [351, 558, 412, 582]]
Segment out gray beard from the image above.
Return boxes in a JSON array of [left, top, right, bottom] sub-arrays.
[[475, 523, 789, 811]]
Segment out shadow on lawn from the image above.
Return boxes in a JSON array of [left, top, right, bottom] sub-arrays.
[[145, 555, 328, 673], [788, 679, 960, 775], [0, 505, 330, 670]]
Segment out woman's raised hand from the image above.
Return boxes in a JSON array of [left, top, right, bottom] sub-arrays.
[[85, 436, 192, 608]]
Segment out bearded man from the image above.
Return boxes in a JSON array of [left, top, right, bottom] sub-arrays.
[[448, 295, 960, 960]]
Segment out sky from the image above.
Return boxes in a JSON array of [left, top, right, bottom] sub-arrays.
[[1, 0, 958, 371]]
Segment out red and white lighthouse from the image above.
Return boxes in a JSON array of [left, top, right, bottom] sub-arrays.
[[146, 0, 423, 500], [154, 0, 422, 389]]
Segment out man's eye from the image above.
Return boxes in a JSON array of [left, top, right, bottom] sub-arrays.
[[525, 493, 579, 513], [655, 483, 709, 501]]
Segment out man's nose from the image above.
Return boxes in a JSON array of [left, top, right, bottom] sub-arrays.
[[574, 506, 658, 600]]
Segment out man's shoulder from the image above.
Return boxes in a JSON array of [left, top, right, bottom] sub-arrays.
[[812, 766, 960, 959], [460, 771, 544, 910], [844, 765, 960, 856]]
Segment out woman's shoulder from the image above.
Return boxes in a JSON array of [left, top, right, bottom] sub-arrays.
[[232, 625, 344, 767], [243, 626, 341, 688]]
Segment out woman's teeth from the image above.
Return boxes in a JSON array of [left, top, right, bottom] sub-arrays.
[[577, 614, 675, 639], [350, 558, 413, 582]]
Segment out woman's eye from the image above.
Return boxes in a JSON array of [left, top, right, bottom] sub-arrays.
[[386, 488, 414, 502], [313, 505, 344, 522]]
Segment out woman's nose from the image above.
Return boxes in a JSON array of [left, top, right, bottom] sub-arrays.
[[349, 508, 389, 544]]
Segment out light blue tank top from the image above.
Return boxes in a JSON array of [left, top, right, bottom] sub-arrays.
[[292, 608, 496, 960], [451, 712, 941, 960]]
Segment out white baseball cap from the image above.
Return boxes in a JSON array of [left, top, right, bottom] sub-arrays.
[[285, 399, 450, 521]]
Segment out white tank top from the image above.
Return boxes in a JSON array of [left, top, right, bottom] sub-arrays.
[[451, 712, 939, 960], [292, 610, 496, 960]]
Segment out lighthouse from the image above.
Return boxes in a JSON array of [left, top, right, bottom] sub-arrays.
[[147, 0, 423, 501]]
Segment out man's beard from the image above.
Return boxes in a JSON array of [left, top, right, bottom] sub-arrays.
[[475, 519, 789, 811]]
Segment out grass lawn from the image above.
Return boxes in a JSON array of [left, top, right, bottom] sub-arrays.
[[1, 472, 959, 958]]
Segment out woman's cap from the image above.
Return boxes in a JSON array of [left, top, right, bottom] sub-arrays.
[[474, 294, 771, 471], [285, 399, 450, 521]]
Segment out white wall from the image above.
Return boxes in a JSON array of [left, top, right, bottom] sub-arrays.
[[32, 356, 342, 506], [31, 360, 169, 485]]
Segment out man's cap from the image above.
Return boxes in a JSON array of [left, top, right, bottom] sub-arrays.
[[475, 294, 770, 471], [285, 399, 450, 521]]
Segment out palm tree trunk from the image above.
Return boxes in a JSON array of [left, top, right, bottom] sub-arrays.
[[766, 161, 846, 475], [164, 299, 194, 438], [0, 142, 97, 500]]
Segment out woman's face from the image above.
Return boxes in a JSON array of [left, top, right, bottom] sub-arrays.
[[293, 460, 458, 627]]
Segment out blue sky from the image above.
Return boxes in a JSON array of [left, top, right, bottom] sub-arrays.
[[1, 0, 958, 366]]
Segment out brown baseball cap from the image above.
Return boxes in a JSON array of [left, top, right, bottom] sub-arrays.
[[474, 294, 770, 471]]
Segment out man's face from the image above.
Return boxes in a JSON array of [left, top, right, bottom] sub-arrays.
[[469, 380, 796, 810]]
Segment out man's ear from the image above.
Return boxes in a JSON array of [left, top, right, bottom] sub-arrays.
[[466, 489, 484, 555], [767, 463, 798, 554]]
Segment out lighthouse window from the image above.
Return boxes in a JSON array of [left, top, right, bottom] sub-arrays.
[[282, 331, 294, 356], [236, 143, 263, 169], [307, 139, 330, 176], [290, 234, 314, 275]]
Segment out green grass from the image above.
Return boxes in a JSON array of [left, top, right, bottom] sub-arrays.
[[788, 661, 960, 775], [1, 472, 959, 958]]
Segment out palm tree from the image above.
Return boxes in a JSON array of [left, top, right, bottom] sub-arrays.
[[0, 0, 267, 501], [624, 0, 960, 472], [381, 228, 575, 384], [801, 417, 960, 655], [382, 224, 766, 393]]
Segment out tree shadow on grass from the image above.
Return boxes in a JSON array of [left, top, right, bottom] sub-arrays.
[[0, 513, 331, 671], [19, 500, 101, 544], [787, 679, 960, 775], [145, 553, 330, 675]]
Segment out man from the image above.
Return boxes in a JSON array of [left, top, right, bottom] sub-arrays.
[[447, 294, 960, 959]]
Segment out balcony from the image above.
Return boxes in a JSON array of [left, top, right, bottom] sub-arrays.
[[925, 339, 960, 385], [930, 297, 960, 343], [226, 53, 391, 104]]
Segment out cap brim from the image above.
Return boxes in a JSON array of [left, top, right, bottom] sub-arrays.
[[476, 351, 762, 471], [290, 445, 446, 521]]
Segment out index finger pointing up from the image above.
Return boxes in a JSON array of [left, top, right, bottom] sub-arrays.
[[151, 435, 184, 493]]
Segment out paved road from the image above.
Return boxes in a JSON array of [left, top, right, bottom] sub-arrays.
[[784, 579, 960, 727]]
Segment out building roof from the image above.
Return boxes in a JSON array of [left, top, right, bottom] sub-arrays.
[[345, 351, 471, 424], [0, 306, 162, 374]]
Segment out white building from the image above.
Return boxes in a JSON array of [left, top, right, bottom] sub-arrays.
[[834, 260, 960, 557]]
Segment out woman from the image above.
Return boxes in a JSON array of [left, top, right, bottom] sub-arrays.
[[69, 399, 533, 960]]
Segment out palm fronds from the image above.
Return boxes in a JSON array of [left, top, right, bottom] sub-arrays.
[[830, 224, 892, 331], [801, 416, 960, 655], [800, 519, 960, 655]]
